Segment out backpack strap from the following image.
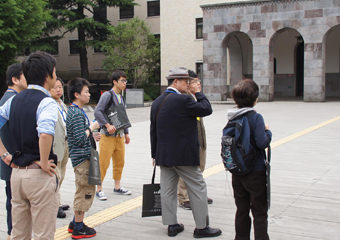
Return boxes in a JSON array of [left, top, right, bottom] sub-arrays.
[[243, 110, 256, 119], [106, 90, 115, 109]]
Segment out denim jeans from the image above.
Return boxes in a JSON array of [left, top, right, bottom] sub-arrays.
[[232, 171, 269, 240], [6, 180, 12, 235]]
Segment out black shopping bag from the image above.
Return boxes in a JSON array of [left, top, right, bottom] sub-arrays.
[[88, 132, 101, 185], [142, 166, 162, 217], [265, 145, 271, 209], [103, 91, 131, 135]]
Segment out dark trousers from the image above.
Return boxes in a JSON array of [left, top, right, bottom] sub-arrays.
[[6, 180, 12, 235], [232, 171, 269, 240]]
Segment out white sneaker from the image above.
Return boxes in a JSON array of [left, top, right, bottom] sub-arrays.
[[113, 187, 132, 195], [96, 190, 107, 200]]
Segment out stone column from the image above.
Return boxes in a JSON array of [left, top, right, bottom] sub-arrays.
[[304, 42, 325, 102]]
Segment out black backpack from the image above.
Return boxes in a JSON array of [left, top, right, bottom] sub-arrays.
[[221, 110, 260, 176]]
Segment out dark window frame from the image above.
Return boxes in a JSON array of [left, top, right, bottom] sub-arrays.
[[47, 41, 59, 55], [147, 1, 160, 17], [196, 18, 203, 39], [93, 5, 107, 22], [69, 40, 79, 55], [120, 5, 134, 19]]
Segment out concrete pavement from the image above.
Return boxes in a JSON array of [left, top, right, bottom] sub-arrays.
[[0, 100, 339, 239]]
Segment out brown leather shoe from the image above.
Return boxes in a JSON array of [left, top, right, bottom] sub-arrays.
[[179, 201, 191, 210]]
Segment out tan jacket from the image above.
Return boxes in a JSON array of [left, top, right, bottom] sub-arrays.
[[197, 117, 206, 150], [53, 100, 68, 162]]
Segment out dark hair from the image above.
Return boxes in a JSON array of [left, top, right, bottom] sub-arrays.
[[232, 79, 259, 108], [68, 77, 90, 102], [6, 63, 23, 86], [110, 70, 126, 86], [188, 70, 198, 78], [56, 77, 64, 86], [22, 52, 56, 86], [167, 79, 175, 86]]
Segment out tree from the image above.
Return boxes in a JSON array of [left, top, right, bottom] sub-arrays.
[[45, 0, 136, 80], [102, 18, 160, 88], [0, 0, 51, 93]]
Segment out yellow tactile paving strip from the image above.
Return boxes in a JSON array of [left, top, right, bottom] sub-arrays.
[[53, 115, 340, 240]]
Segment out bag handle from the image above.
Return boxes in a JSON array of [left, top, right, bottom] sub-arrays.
[[265, 144, 271, 165], [156, 93, 173, 122], [151, 165, 157, 184]]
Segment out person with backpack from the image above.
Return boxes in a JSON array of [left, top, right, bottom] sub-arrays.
[[225, 79, 272, 240]]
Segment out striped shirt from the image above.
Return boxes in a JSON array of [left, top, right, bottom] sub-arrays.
[[66, 106, 91, 167]]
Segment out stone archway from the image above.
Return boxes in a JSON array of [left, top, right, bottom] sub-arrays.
[[270, 28, 304, 100], [222, 31, 253, 98], [323, 24, 340, 99]]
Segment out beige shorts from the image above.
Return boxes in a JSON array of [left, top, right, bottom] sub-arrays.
[[73, 160, 95, 212]]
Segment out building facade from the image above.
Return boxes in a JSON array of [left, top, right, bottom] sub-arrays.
[[201, 0, 340, 101], [47, 0, 160, 82]]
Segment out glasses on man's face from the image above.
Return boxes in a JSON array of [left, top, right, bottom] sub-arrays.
[[53, 86, 63, 90], [119, 79, 128, 84], [190, 80, 201, 84], [180, 79, 190, 84]]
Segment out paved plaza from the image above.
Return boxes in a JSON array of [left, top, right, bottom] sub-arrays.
[[0, 100, 339, 239]]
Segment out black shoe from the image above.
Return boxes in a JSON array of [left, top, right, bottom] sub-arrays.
[[168, 223, 184, 237], [71, 224, 96, 239], [193, 226, 222, 238], [61, 204, 70, 210], [57, 207, 66, 218], [68, 222, 75, 233], [207, 198, 213, 204]]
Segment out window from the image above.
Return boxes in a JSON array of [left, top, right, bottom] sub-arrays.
[[93, 36, 107, 53], [69, 9, 78, 22], [196, 63, 203, 82], [69, 40, 79, 55], [196, 18, 203, 39], [154, 34, 160, 39], [93, 5, 107, 22], [120, 5, 134, 19], [47, 41, 59, 55], [147, 1, 160, 17]]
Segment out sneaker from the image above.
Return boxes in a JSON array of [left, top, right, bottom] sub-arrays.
[[71, 225, 96, 239], [68, 222, 74, 233], [179, 201, 191, 210], [96, 191, 107, 200], [113, 187, 132, 195]]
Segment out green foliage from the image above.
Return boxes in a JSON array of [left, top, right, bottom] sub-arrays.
[[139, 83, 159, 100], [0, 0, 50, 91], [43, 0, 136, 79], [144, 92, 152, 102], [102, 18, 160, 88]]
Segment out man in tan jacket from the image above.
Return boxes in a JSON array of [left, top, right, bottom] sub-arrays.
[[50, 77, 70, 218], [177, 70, 213, 210]]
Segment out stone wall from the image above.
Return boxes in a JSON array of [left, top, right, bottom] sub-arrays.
[[201, 0, 340, 102]]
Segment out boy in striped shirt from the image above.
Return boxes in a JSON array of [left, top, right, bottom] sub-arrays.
[[66, 77, 100, 239]]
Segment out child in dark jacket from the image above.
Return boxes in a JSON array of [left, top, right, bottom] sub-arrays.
[[228, 79, 272, 240]]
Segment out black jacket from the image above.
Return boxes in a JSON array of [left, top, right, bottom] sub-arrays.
[[150, 90, 212, 166]]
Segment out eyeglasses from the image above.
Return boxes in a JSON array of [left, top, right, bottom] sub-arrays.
[[190, 80, 201, 84], [179, 79, 190, 84], [119, 79, 128, 83], [52, 86, 63, 90]]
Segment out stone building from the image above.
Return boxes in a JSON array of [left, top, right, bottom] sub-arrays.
[[201, 0, 340, 101]]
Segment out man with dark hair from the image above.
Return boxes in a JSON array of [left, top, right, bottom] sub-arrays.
[[94, 70, 131, 200], [150, 67, 222, 238], [66, 77, 100, 239], [0, 63, 27, 240], [177, 70, 213, 210], [0, 52, 59, 239]]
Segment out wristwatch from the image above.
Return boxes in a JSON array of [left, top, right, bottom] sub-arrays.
[[2, 152, 9, 160]]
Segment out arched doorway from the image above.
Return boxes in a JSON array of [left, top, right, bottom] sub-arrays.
[[222, 32, 253, 98], [324, 25, 340, 100], [270, 28, 304, 100]]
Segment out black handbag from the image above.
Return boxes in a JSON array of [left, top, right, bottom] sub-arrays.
[[88, 131, 101, 185], [142, 166, 162, 217], [103, 91, 131, 136]]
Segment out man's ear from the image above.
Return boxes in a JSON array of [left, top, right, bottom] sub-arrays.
[[12, 77, 19, 85], [74, 92, 80, 99]]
